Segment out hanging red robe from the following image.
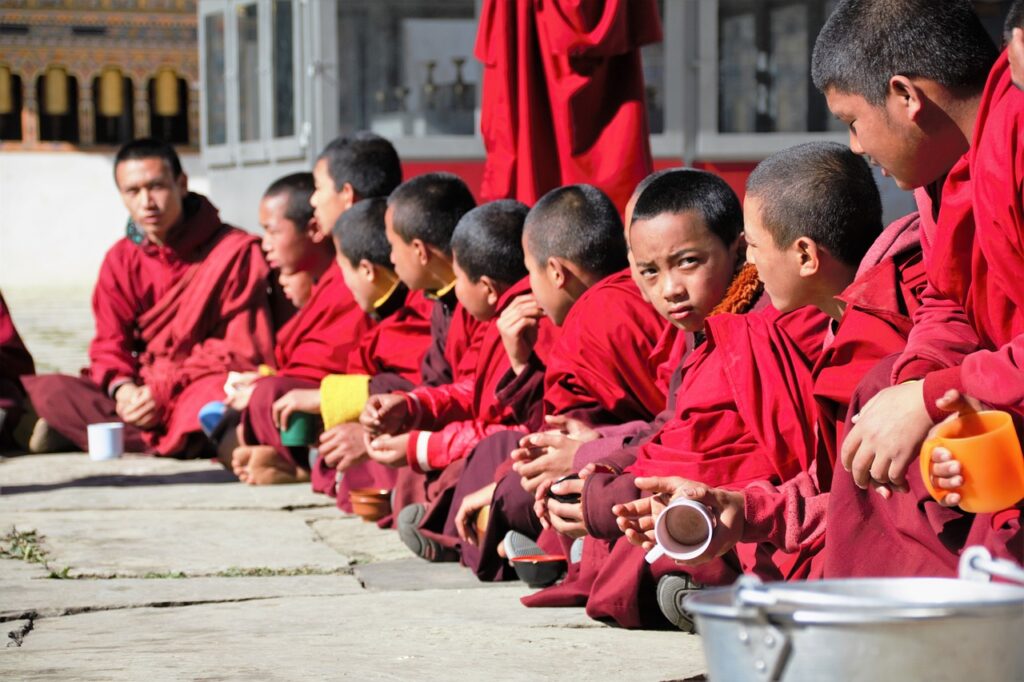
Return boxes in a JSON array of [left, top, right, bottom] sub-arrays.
[[826, 53, 1024, 577], [476, 0, 661, 212], [0, 290, 35, 449], [23, 194, 275, 456]]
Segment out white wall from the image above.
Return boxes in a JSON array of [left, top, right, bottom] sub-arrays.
[[0, 150, 211, 292]]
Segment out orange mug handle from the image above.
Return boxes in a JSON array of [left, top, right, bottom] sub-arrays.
[[919, 436, 950, 503]]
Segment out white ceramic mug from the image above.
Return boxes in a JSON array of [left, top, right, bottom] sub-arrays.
[[87, 422, 125, 461], [645, 498, 715, 564]]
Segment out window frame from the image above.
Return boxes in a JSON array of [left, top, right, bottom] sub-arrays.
[[199, 0, 234, 166]]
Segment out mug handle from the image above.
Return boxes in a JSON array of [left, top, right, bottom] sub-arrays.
[[919, 436, 950, 503]]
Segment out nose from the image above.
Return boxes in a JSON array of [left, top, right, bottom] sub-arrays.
[[662, 271, 686, 302], [848, 130, 864, 156], [261, 232, 273, 254], [309, 192, 318, 209]]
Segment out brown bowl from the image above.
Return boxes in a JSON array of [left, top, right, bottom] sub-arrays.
[[349, 488, 391, 522], [510, 554, 568, 588], [475, 504, 491, 540]]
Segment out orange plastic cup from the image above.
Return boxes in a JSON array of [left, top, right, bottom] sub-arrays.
[[919, 410, 1024, 513]]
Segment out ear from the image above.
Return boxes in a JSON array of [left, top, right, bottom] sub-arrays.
[[793, 237, 821, 278], [887, 75, 924, 122], [480, 275, 502, 306], [357, 258, 378, 282], [340, 182, 356, 211], [176, 172, 189, 195], [411, 238, 430, 266], [546, 257, 568, 289]]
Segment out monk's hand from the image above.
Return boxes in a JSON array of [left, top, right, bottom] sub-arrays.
[[842, 381, 931, 495], [455, 482, 497, 546], [921, 390, 988, 508], [366, 432, 410, 468], [633, 476, 746, 566], [497, 294, 544, 376], [319, 422, 368, 472], [544, 414, 601, 442], [116, 383, 160, 430], [271, 389, 321, 431], [512, 431, 582, 494], [360, 393, 410, 437], [543, 476, 588, 539], [613, 493, 668, 550]]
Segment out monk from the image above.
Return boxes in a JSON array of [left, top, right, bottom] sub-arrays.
[[359, 199, 556, 558], [614, 142, 926, 628], [231, 134, 404, 483], [1008, 0, 1024, 89], [0, 291, 34, 451], [23, 138, 275, 458], [444, 184, 668, 575], [293, 173, 481, 508]]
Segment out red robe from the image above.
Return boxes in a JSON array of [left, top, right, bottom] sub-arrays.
[[476, 0, 660, 212], [826, 54, 1024, 577], [23, 194, 275, 456], [273, 261, 373, 381], [0, 290, 35, 448]]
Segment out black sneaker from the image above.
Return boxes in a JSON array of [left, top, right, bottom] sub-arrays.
[[656, 574, 703, 633], [397, 503, 456, 562]]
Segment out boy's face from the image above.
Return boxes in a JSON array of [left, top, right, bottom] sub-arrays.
[[522, 234, 572, 325], [743, 197, 806, 314], [259, 193, 316, 275], [825, 87, 936, 191], [384, 205, 430, 290], [1009, 28, 1024, 91], [629, 210, 739, 332], [335, 243, 378, 314], [310, 159, 349, 239], [452, 253, 497, 321]]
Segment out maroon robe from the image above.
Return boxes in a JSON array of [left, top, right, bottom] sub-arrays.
[[476, 0, 660, 212], [826, 54, 1024, 576], [0, 290, 35, 449], [23, 194, 275, 456]]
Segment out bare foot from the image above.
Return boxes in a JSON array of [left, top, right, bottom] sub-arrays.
[[231, 445, 256, 482], [245, 446, 310, 485]]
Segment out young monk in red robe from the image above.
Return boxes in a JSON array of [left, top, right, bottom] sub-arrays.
[[358, 200, 556, 557], [439, 184, 667, 576], [616, 1, 1022, 589], [231, 134, 402, 483], [614, 142, 926, 628], [0, 290, 35, 451], [23, 138, 275, 458], [249, 197, 435, 491]]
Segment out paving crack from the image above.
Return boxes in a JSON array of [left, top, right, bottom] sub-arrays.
[[6, 617, 34, 647]]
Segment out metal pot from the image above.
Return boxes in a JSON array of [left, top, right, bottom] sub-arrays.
[[684, 547, 1024, 682]]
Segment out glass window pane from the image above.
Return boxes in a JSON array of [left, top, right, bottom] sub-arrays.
[[718, 9, 757, 133], [770, 4, 808, 132], [336, 1, 478, 138], [204, 13, 227, 145], [237, 2, 260, 142], [273, 0, 294, 138], [641, 1, 665, 135]]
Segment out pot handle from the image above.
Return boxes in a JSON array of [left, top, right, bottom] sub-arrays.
[[959, 546, 1024, 585], [735, 576, 893, 611]]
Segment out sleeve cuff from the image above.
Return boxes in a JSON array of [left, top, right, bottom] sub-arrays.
[[740, 488, 778, 544], [922, 366, 966, 423], [894, 358, 940, 385], [319, 374, 371, 429], [108, 378, 134, 399], [406, 430, 435, 474]]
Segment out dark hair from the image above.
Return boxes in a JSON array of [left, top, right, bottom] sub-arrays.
[[811, 0, 998, 106], [631, 169, 743, 247], [113, 137, 183, 180], [1005, 0, 1024, 44], [317, 131, 402, 198], [450, 200, 530, 285], [263, 172, 315, 231], [524, 185, 628, 278], [387, 172, 477, 254], [333, 197, 392, 268], [629, 167, 685, 209], [746, 142, 882, 267]]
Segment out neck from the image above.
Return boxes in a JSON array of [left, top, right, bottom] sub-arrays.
[[305, 248, 335, 282], [372, 269, 402, 308], [948, 91, 983, 146], [426, 258, 456, 291], [564, 267, 601, 305], [813, 265, 857, 322]]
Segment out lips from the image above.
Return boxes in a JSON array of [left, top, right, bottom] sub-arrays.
[[668, 306, 694, 321]]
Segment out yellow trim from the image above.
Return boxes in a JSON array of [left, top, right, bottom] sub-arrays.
[[372, 278, 402, 310], [258, 364, 276, 377], [433, 278, 457, 298], [319, 374, 372, 429]]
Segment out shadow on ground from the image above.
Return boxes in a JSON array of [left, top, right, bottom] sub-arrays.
[[1, 469, 237, 495]]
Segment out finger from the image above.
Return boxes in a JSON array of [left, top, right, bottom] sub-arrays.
[[871, 482, 892, 500], [840, 423, 863, 471], [634, 476, 688, 495], [887, 458, 908, 487], [930, 460, 961, 478], [869, 453, 893, 487], [850, 443, 876, 489], [938, 492, 962, 507], [546, 499, 583, 521]]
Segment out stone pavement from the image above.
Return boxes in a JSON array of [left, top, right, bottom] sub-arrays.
[[0, 454, 707, 681]]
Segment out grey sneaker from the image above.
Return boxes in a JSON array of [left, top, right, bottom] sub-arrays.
[[502, 530, 544, 560], [656, 574, 703, 633], [569, 537, 584, 564], [397, 503, 456, 562]]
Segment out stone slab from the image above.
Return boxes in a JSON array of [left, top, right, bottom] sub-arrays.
[[306, 516, 412, 565], [0, 455, 329, 512], [0, 573, 363, 622], [4, 510, 353, 578], [354, 558, 494, 592], [0, 591, 706, 681]]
